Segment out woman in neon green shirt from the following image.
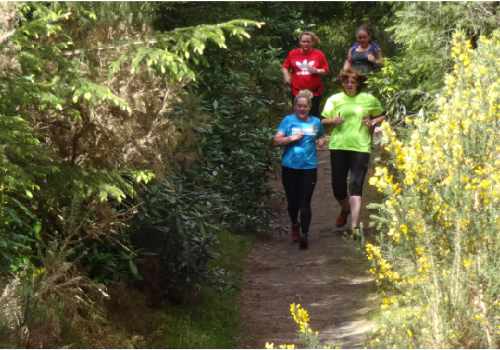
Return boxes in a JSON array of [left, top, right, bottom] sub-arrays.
[[321, 68, 385, 234]]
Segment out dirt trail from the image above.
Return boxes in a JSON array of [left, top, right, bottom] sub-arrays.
[[239, 149, 379, 348]]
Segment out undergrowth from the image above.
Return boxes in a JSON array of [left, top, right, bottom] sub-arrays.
[[145, 230, 254, 348]]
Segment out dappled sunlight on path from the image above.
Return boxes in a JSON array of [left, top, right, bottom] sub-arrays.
[[239, 150, 379, 348]]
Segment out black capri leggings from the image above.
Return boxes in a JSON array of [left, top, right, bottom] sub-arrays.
[[281, 166, 317, 235], [330, 150, 370, 201]]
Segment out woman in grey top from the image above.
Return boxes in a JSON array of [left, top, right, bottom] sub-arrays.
[[343, 25, 383, 76]]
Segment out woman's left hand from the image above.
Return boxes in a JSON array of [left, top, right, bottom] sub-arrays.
[[307, 66, 318, 74], [316, 137, 326, 148], [362, 117, 373, 129], [308, 66, 324, 75]]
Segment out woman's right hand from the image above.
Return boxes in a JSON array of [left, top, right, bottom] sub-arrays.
[[367, 53, 376, 63], [282, 67, 292, 86], [288, 132, 304, 142]]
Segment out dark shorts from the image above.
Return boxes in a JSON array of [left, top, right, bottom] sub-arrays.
[[330, 150, 370, 199]]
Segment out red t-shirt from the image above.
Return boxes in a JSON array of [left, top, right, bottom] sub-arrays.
[[282, 48, 330, 96]]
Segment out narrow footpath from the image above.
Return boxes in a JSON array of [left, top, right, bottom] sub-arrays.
[[239, 149, 380, 348]]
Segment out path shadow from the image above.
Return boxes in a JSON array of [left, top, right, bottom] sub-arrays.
[[239, 150, 380, 348]]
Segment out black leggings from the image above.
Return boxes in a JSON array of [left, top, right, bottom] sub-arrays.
[[330, 150, 370, 201], [291, 95, 322, 118], [281, 166, 317, 235]]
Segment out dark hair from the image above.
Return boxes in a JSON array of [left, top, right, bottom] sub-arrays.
[[356, 24, 372, 38], [337, 68, 366, 92], [298, 31, 320, 45]]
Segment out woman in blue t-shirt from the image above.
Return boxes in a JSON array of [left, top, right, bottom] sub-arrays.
[[273, 90, 326, 249], [343, 25, 383, 76]]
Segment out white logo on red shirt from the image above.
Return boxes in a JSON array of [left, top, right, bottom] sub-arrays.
[[296, 59, 315, 76]]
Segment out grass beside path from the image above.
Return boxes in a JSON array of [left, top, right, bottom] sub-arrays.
[[148, 230, 254, 348]]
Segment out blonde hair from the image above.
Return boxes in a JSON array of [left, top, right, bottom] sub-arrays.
[[294, 89, 313, 106], [298, 31, 320, 45]]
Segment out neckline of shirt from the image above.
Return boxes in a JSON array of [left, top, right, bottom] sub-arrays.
[[293, 113, 312, 122]]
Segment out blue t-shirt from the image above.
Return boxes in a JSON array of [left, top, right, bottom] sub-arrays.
[[277, 114, 324, 169]]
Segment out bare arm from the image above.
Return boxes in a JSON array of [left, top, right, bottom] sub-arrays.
[[343, 48, 353, 70], [362, 114, 386, 129], [321, 116, 344, 135], [273, 131, 303, 147], [371, 114, 385, 126], [375, 50, 384, 66], [321, 116, 344, 126], [367, 47, 384, 66], [281, 67, 291, 85], [316, 136, 327, 149], [309, 66, 328, 76]]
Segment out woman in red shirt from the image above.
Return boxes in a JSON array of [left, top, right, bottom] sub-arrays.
[[282, 31, 330, 118]]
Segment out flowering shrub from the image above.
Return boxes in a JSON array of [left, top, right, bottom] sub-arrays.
[[367, 31, 499, 348], [265, 304, 336, 349]]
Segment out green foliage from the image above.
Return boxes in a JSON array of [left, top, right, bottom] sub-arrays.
[[111, 19, 263, 82], [0, 0, 260, 266], [0, 115, 46, 271], [196, 91, 276, 232], [0, 239, 110, 347], [150, 231, 253, 348], [367, 31, 499, 348], [1, 1, 263, 345], [153, 3, 284, 235], [368, 2, 499, 124], [13, 2, 499, 347], [367, 58, 435, 125], [130, 173, 227, 300]]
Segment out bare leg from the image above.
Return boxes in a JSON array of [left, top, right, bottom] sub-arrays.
[[349, 195, 362, 229]]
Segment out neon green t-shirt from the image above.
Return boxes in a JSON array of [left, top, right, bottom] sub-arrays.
[[322, 92, 384, 153]]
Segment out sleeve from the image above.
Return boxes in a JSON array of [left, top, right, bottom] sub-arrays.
[[321, 96, 336, 119], [277, 117, 289, 135], [370, 42, 381, 55], [368, 95, 384, 117]]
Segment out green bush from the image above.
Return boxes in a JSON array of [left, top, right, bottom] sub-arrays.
[[197, 99, 276, 233], [130, 174, 226, 302], [367, 31, 499, 348], [368, 2, 498, 126], [194, 44, 279, 233]]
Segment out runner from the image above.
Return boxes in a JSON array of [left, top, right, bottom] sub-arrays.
[[282, 31, 330, 118], [343, 25, 383, 76], [273, 90, 326, 249], [321, 68, 385, 235]]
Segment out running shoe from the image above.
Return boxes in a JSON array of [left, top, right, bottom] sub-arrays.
[[335, 209, 350, 227], [291, 223, 300, 243]]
